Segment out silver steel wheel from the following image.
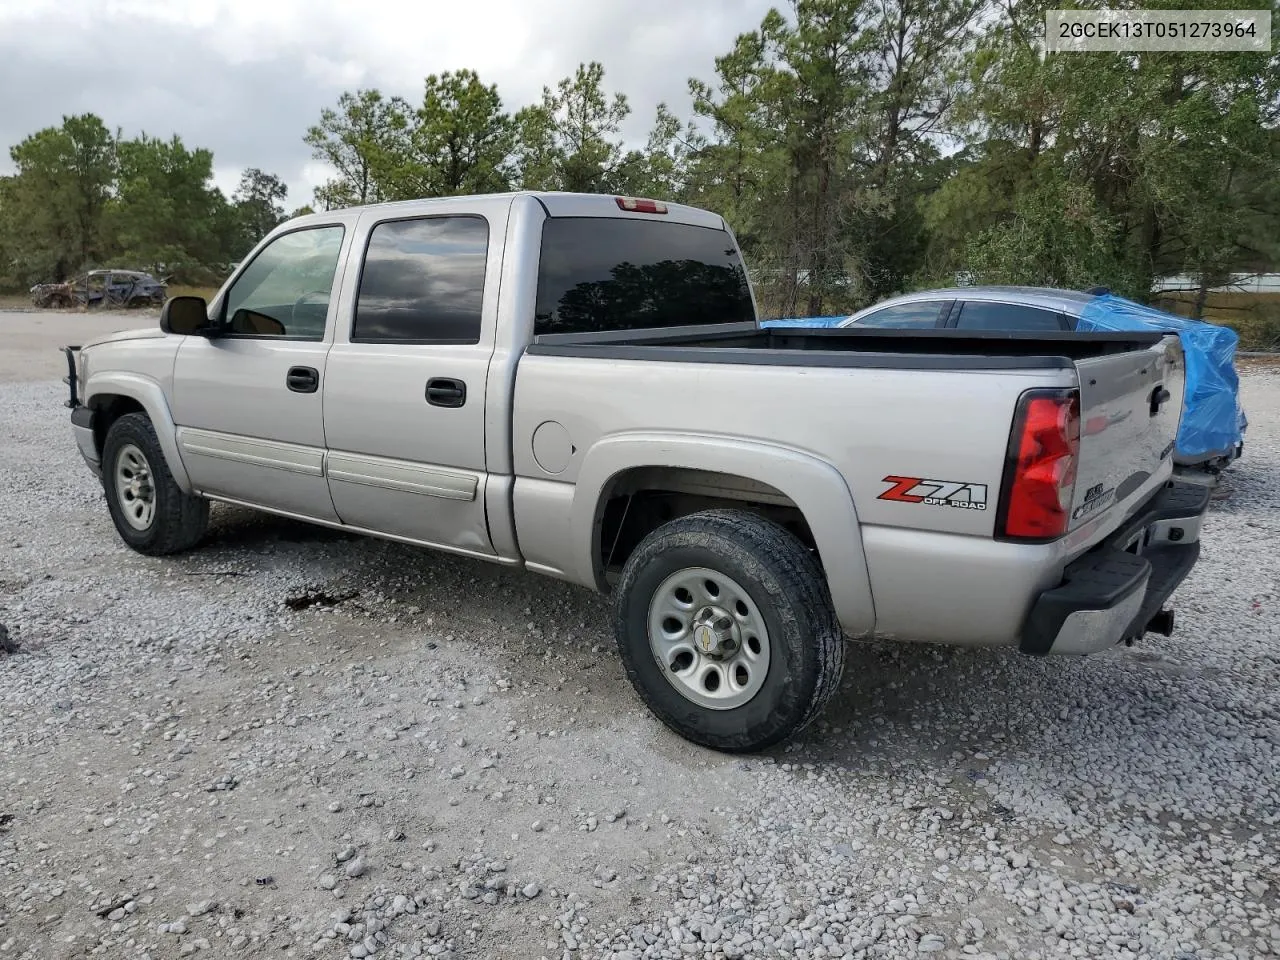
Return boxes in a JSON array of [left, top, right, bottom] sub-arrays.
[[646, 566, 771, 711], [114, 443, 156, 531]]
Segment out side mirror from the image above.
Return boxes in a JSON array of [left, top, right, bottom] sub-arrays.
[[159, 296, 211, 336]]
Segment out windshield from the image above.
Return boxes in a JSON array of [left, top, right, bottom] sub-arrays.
[[534, 217, 754, 336]]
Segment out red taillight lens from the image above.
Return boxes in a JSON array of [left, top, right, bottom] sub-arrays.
[[615, 196, 668, 214], [997, 388, 1081, 541]]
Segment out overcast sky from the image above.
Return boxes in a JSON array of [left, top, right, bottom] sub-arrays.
[[0, 0, 777, 208]]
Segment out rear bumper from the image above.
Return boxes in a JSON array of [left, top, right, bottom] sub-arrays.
[[1020, 480, 1211, 655]]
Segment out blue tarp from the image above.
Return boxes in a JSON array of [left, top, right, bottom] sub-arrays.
[[1075, 294, 1246, 461]]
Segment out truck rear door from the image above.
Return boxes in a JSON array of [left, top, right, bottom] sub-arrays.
[[321, 198, 509, 556]]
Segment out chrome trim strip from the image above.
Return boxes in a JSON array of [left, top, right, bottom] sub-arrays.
[[178, 428, 324, 477], [325, 452, 478, 501]]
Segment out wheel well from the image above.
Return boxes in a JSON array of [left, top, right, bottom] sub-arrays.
[[596, 467, 819, 585], [89, 395, 145, 457]]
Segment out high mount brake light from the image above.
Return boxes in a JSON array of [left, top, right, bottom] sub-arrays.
[[997, 388, 1081, 541], [615, 196, 668, 214]]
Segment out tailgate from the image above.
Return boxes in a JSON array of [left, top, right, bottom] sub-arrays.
[[1070, 334, 1184, 531]]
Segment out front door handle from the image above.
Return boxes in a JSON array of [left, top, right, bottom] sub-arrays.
[[1149, 384, 1171, 416], [287, 366, 319, 394], [426, 377, 466, 408]]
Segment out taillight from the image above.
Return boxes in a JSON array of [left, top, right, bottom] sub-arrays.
[[997, 388, 1081, 541], [615, 196, 668, 214]]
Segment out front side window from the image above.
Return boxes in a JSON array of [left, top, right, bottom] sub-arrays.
[[353, 216, 489, 344], [852, 301, 945, 328], [534, 217, 753, 336], [222, 226, 345, 339]]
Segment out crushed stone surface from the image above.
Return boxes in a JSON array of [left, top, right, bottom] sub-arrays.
[[0, 320, 1276, 959]]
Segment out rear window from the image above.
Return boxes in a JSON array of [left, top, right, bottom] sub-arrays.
[[954, 301, 1065, 332], [534, 217, 753, 336]]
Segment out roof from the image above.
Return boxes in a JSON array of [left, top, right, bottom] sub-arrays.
[[283, 190, 726, 232], [845, 285, 1100, 323]]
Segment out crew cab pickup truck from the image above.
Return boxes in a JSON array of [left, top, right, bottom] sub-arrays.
[[62, 191, 1212, 752]]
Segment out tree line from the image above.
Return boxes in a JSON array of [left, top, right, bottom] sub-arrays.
[[0, 112, 308, 288], [3, 0, 1278, 321]]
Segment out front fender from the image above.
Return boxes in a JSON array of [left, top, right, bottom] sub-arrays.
[[84, 372, 192, 493], [572, 432, 876, 636]]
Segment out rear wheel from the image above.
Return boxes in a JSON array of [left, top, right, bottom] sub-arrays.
[[102, 412, 209, 555], [612, 509, 845, 752]]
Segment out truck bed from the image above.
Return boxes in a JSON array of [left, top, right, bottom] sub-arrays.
[[527, 322, 1168, 370]]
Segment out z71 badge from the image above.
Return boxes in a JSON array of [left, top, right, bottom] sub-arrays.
[[1071, 482, 1115, 521], [878, 475, 988, 511]]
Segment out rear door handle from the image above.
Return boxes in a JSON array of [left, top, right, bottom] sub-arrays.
[[287, 366, 319, 394], [426, 377, 466, 408]]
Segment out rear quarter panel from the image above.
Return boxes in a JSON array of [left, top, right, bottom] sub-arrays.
[[511, 354, 1081, 645]]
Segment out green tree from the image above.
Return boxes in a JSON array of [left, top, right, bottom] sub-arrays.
[[110, 133, 226, 270], [689, 3, 875, 316], [961, 166, 1126, 289], [687, 28, 780, 259], [232, 167, 288, 250], [304, 89, 413, 208], [515, 62, 631, 192], [686, 0, 982, 315], [851, 0, 983, 299], [387, 70, 515, 199], [1, 113, 116, 282], [935, 0, 1280, 307], [614, 103, 707, 200]]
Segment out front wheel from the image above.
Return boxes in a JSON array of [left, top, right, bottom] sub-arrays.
[[101, 412, 209, 555], [612, 509, 845, 752]]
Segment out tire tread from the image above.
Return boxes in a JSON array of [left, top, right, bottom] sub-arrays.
[[102, 412, 209, 556], [613, 508, 846, 752]]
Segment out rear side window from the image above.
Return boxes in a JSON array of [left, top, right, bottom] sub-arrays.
[[852, 302, 946, 328], [534, 217, 753, 336], [954, 301, 1065, 331], [354, 216, 488, 344]]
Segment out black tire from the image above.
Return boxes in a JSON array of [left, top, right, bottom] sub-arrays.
[[612, 509, 846, 752], [101, 412, 209, 556]]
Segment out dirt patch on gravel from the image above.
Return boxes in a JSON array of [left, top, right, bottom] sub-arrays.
[[0, 308, 157, 382]]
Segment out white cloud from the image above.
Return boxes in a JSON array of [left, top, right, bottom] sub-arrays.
[[0, 0, 776, 204]]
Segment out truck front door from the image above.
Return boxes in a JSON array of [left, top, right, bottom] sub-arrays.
[[170, 223, 350, 521]]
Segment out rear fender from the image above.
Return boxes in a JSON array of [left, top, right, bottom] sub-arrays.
[[573, 432, 876, 636], [84, 372, 192, 493]]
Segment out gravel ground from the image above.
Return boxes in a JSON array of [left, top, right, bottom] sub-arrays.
[[1, 314, 1277, 960]]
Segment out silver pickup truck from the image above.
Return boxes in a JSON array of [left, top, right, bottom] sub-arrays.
[[62, 191, 1211, 752]]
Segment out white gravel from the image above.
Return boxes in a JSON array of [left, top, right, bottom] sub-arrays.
[[1, 339, 1277, 959]]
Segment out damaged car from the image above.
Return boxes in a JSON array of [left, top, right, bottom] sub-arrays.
[[30, 269, 168, 309]]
